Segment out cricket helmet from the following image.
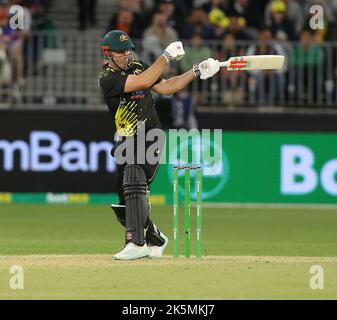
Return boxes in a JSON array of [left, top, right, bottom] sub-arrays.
[[100, 30, 135, 58]]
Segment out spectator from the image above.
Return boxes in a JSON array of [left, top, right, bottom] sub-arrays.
[[106, 8, 142, 39], [179, 31, 211, 101], [180, 7, 215, 39], [0, 5, 24, 101], [225, 15, 253, 40], [246, 28, 286, 105], [119, 0, 148, 31], [153, 0, 186, 37], [29, 1, 55, 34], [216, 32, 245, 61], [23, 1, 57, 75], [226, 0, 264, 31], [77, 0, 96, 31], [173, 32, 213, 129], [179, 32, 213, 73], [203, 0, 229, 39], [216, 33, 245, 106], [142, 12, 178, 63], [265, 0, 304, 36], [268, 0, 296, 41], [207, 6, 228, 27], [201, 0, 226, 13], [0, 7, 11, 86], [290, 30, 324, 103]]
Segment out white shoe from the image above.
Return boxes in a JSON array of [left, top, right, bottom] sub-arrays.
[[148, 233, 168, 259], [113, 242, 149, 260]]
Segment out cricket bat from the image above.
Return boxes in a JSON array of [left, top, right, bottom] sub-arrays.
[[219, 55, 284, 71]]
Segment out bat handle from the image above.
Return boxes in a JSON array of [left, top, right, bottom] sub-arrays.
[[219, 61, 228, 68]]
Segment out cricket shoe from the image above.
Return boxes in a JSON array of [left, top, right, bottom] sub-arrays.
[[148, 232, 168, 259], [113, 242, 149, 260]]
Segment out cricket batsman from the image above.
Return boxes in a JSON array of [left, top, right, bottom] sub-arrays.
[[98, 30, 221, 260]]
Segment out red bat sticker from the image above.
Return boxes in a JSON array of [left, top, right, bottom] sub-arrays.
[[229, 60, 248, 69]]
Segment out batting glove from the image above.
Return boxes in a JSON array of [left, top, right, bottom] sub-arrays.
[[162, 41, 185, 63], [193, 58, 220, 80]]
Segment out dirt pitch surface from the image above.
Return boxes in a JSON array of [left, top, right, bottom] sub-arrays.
[[1, 255, 337, 299]]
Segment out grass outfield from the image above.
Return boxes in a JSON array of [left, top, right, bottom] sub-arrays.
[[1, 204, 337, 299]]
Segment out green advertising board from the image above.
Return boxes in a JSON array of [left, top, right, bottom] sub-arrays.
[[1, 131, 337, 205], [150, 131, 337, 205]]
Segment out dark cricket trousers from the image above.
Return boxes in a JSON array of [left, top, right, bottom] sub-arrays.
[[112, 128, 166, 205]]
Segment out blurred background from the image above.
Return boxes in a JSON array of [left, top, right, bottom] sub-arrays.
[[0, 0, 337, 119], [1, 0, 337, 205]]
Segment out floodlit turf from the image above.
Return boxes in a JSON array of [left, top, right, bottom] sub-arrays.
[[1, 204, 337, 256], [1, 255, 337, 300], [1, 204, 337, 299]]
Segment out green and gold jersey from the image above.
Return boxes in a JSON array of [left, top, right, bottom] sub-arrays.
[[98, 60, 162, 137]]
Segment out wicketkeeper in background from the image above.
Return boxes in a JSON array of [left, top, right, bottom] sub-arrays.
[[98, 30, 220, 260]]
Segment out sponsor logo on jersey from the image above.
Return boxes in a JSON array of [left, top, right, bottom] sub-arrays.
[[130, 90, 145, 100]]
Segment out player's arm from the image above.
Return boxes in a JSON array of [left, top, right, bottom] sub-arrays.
[[152, 58, 221, 95], [151, 70, 195, 95], [124, 41, 185, 93]]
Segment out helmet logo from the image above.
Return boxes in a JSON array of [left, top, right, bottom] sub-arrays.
[[120, 34, 129, 42]]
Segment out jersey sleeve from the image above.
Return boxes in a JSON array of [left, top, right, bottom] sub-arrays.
[[99, 71, 128, 96]]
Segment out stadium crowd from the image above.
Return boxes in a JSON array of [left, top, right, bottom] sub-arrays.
[[106, 0, 337, 42], [107, 0, 336, 126], [0, 0, 54, 101], [0, 0, 337, 125]]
